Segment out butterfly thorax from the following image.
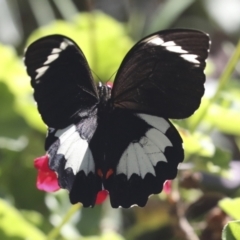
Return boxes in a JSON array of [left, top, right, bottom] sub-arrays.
[[96, 83, 112, 115], [97, 83, 111, 103]]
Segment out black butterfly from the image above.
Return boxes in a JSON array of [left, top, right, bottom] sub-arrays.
[[24, 29, 210, 208]]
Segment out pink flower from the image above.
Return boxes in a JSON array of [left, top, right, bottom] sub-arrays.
[[34, 155, 108, 204], [34, 155, 60, 192], [163, 180, 172, 194]]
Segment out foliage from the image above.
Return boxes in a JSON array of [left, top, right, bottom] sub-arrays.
[[0, 199, 46, 240], [222, 221, 240, 240]]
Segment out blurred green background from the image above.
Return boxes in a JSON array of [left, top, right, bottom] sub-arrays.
[[1, 0, 240, 239]]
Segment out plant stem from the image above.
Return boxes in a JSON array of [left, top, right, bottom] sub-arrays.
[[46, 203, 81, 240], [190, 40, 240, 132]]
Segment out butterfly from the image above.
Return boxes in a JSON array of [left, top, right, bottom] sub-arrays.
[[24, 29, 210, 208]]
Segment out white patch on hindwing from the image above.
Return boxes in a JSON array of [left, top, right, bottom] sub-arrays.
[[117, 114, 172, 179], [52, 124, 95, 175], [145, 129, 172, 152], [137, 114, 170, 133]]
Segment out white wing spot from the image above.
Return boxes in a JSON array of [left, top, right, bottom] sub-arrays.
[[166, 46, 188, 53], [147, 37, 164, 45], [44, 53, 59, 65], [60, 41, 68, 50], [161, 41, 176, 47], [145, 38, 191, 55], [52, 48, 61, 53], [181, 54, 200, 64], [161, 41, 189, 53], [35, 66, 49, 80]]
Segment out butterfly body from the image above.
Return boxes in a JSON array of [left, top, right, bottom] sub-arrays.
[[24, 29, 210, 208]]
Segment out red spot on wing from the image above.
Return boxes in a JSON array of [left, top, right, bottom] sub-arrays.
[[106, 169, 114, 179], [97, 169, 103, 178]]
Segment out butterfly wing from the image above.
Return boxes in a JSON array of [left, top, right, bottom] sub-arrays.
[[24, 35, 98, 128], [95, 110, 183, 208], [24, 35, 101, 207], [111, 29, 210, 119], [46, 116, 102, 207], [102, 29, 210, 208]]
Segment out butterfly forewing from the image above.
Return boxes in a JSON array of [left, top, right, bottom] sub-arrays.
[[24, 35, 99, 128], [111, 29, 210, 119]]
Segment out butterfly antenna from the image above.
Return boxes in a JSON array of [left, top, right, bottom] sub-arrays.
[[90, 68, 102, 83], [106, 70, 118, 85]]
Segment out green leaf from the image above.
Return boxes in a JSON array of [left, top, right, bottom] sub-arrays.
[[188, 97, 240, 135], [0, 199, 46, 240], [222, 221, 240, 240], [219, 198, 240, 220], [205, 105, 240, 135], [179, 129, 215, 158]]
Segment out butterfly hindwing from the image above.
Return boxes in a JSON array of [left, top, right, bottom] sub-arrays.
[[111, 29, 210, 119], [46, 115, 102, 207], [88, 109, 183, 208], [24, 35, 99, 128]]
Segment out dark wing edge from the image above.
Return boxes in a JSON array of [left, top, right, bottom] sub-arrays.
[[24, 34, 99, 128], [111, 29, 211, 119]]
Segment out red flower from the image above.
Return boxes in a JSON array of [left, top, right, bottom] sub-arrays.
[[96, 190, 108, 204], [163, 180, 172, 194], [34, 155, 60, 192], [34, 155, 108, 204]]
